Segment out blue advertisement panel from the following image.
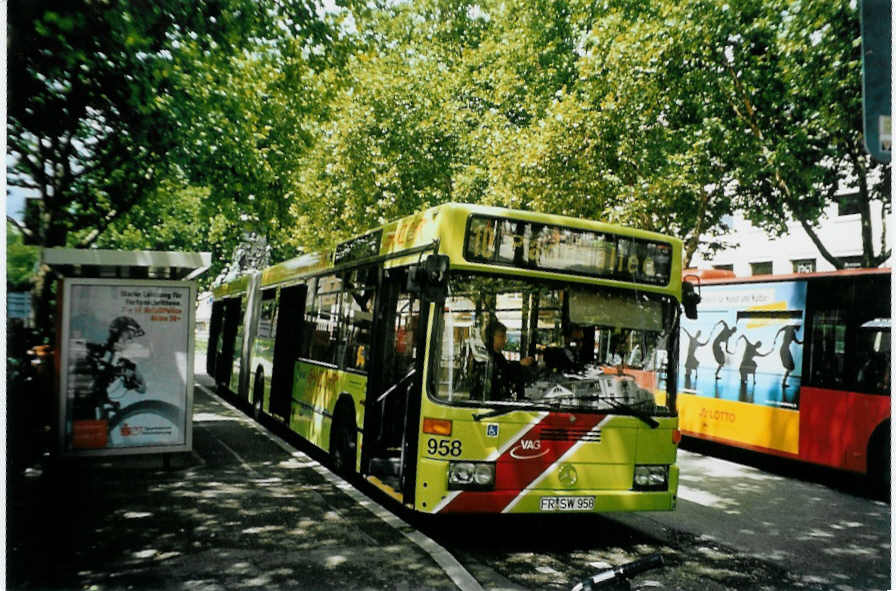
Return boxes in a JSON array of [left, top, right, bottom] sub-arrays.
[[679, 280, 807, 409]]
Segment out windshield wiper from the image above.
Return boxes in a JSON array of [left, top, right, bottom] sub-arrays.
[[472, 406, 519, 421], [473, 397, 661, 427], [602, 398, 660, 429], [541, 395, 659, 429]]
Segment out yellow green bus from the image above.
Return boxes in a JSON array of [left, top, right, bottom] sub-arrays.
[[206, 203, 697, 514]]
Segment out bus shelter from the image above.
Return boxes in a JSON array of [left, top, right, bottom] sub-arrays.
[[44, 248, 210, 457]]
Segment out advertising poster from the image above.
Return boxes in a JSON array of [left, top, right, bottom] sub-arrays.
[[679, 280, 807, 409], [61, 280, 194, 454]]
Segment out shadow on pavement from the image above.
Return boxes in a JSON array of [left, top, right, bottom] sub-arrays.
[[7, 387, 458, 591]]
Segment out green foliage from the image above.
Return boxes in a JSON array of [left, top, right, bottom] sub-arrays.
[[655, 0, 889, 266], [81, 182, 207, 250], [10, 0, 889, 277], [158, 1, 349, 266], [294, 53, 464, 248], [7, 222, 41, 291], [8, 0, 331, 247]]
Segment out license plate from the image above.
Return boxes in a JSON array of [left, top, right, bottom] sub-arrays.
[[539, 495, 595, 512]]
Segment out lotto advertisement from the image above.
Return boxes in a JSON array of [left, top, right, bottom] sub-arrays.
[[60, 279, 195, 455], [679, 280, 808, 410]]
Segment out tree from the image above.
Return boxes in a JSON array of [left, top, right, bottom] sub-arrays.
[[165, 2, 350, 264], [463, 0, 888, 267], [291, 1, 481, 248], [7, 0, 336, 243], [446, 0, 737, 263], [662, 0, 890, 267], [13, 0, 887, 288], [8, 1, 226, 245], [8, 0, 338, 336], [4, 0, 244, 335], [7, 222, 41, 292]]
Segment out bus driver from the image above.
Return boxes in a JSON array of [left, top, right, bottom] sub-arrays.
[[472, 319, 535, 401]]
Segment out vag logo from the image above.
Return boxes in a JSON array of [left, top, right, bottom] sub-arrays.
[[510, 438, 548, 460]]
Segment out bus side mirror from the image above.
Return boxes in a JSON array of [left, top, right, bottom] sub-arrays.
[[682, 280, 701, 320], [408, 254, 450, 301]]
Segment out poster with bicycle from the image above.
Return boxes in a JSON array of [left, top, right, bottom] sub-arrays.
[[59, 278, 195, 455]]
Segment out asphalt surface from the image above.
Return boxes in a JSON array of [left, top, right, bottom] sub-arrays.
[[7, 380, 467, 590], [7, 374, 891, 591], [616, 448, 892, 590]]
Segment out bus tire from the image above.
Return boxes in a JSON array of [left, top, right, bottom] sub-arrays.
[[867, 422, 890, 500], [252, 367, 265, 419], [330, 400, 357, 477]]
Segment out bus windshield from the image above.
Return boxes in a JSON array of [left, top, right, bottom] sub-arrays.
[[432, 273, 676, 416]]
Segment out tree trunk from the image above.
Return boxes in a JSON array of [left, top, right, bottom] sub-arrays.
[[32, 266, 58, 346], [848, 148, 877, 267], [683, 188, 711, 268], [32, 203, 69, 344]]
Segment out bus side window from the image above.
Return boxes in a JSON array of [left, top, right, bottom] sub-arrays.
[[852, 277, 891, 395], [806, 278, 855, 391], [392, 296, 420, 379], [855, 325, 891, 394], [233, 297, 246, 363], [229, 296, 247, 391], [297, 279, 316, 360], [207, 300, 226, 377], [303, 276, 345, 366], [807, 308, 848, 389], [216, 297, 242, 388], [342, 270, 376, 372], [258, 290, 277, 340]]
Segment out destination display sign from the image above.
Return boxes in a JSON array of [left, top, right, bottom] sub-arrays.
[[334, 229, 382, 266], [464, 215, 672, 286]]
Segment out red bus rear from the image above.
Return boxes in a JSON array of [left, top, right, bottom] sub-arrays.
[[677, 268, 890, 491]]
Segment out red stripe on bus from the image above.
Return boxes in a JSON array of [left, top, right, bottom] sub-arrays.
[[438, 413, 606, 513]]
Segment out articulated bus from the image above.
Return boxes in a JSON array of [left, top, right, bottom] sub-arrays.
[[206, 203, 698, 514], [678, 268, 890, 491]]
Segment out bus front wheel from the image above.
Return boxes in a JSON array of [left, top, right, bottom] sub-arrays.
[[330, 404, 357, 477], [867, 423, 890, 500], [252, 367, 265, 419]]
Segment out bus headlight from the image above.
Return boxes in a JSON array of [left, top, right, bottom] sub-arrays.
[[448, 461, 495, 490], [633, 465, 668, 491], [473, 463, 494, 486]]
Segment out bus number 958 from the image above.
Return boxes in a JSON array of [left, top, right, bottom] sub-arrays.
[[427, 438, 462, 457]]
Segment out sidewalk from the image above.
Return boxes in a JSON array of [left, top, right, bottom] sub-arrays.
[[7, 379, 463, 590]]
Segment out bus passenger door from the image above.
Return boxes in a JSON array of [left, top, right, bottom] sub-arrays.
[[228, 297, 247, 395], [364, 269, 424, 502], [216, 298, 241, 390], [270, 284, 307, 421], [207, 300, 225, 378]]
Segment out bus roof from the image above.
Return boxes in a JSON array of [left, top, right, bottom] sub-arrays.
[[215, 203, 684, 297], [687, 267, 891, 286]]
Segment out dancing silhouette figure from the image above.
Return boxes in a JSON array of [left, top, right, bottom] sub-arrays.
[[682, 328, 709, 390], [737, 335, 776, 402], [712, 320, 737, 380], [775, 324, 803, 389]]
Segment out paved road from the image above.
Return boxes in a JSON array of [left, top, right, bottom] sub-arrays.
[[421, 447, 890, 591], [8, 383, 475, 590], [17, 359, 884, 590], [612, 449, 891, 591]]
